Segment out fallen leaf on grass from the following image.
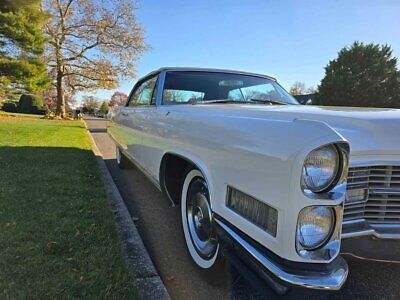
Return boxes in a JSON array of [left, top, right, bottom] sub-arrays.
[[47, 242, 57, 249]]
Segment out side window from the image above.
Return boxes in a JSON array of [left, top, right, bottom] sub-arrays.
[[128, 86, 142, 106], [128, 76, 158, 107]]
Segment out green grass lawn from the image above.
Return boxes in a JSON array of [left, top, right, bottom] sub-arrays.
[[0, 113, 137, 299]]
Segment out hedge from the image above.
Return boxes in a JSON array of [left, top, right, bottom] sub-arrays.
[[2, 102, 18, 113], [18, 94, 44, 114]]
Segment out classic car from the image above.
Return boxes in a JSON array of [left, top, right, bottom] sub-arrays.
[[108, 67, 400, 294]]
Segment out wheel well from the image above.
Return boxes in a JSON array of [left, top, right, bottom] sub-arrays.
[[160, 153, 196, 205]]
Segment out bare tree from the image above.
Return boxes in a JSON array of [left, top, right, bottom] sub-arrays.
[[43, 0, 147, 117], [41, 86, 76, 111], [82, 95, 100, 114], [306, 86, 318, 94], [289, 81, 306, 96], [163, 90, 185, 103], [289, 81, 318, 96]]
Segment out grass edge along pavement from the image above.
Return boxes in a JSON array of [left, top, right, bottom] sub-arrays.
[[0, 112, 137, 299], [85, 120, 170, 300]]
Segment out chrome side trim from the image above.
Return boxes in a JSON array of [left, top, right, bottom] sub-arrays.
[[215, 219, 349, 290]]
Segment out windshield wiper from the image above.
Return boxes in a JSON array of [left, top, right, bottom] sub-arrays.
[[192, 99, 254, 105], [248, 98, 289, 105], [192, 98, 290, 105]]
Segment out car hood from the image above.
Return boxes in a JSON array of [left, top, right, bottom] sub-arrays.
[[181, 104, 400, 157]]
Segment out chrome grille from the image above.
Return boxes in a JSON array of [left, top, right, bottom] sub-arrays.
[[344, 166, 400, 224]]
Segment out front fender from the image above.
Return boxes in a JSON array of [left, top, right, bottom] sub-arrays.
[[207, 118, 348, 263]]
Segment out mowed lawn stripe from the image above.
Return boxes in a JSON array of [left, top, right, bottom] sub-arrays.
[[0, 115, 136, 299]]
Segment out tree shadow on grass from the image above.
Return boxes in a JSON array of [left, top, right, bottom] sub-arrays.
[[0, 146, 136, 299]]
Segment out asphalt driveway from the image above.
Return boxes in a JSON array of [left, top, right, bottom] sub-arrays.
[[85, 116, 400, 300]]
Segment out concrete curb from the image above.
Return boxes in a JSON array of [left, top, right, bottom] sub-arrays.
[[85, 124, 170, 300]]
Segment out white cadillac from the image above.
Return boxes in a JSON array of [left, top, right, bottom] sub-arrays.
[[108, 67, 400, 294]]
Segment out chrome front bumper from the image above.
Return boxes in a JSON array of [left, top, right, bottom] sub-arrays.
[[341, 220, 400, 261], [342, 219, 400, 239], [214, 216, 348, 294]]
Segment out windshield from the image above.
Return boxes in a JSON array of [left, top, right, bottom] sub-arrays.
[[162, 71, 299, 105]]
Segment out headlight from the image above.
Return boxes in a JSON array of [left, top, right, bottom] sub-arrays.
[[302, 144, 340, 193], [296, 206, 335, 250]]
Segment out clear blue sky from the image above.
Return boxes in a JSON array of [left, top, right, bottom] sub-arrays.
[[77, 0, 400, 103]]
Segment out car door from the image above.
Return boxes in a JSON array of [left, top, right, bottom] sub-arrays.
[[108, 90, 139, 157], [134, 75, 167, 179], [115, 77, 155, 164], [125, 75, 159, 171]]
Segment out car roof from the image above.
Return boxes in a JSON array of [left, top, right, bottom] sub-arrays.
[[142, 67, 277, 81]]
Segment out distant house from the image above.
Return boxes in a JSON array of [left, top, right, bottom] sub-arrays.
[[294, 93, 317, 105]]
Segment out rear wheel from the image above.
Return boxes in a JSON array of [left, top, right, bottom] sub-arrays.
[[116, 146, 131, 169], [181, 169, 219, 268]]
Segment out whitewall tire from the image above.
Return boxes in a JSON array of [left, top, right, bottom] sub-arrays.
[[181, 169, 219, 269]]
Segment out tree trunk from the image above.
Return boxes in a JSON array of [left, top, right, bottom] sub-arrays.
[[56, 70, 65, 118]]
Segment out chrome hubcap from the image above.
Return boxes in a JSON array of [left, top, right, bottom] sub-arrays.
[[194, 206, 204, 230], [186, 178, 217, 259]]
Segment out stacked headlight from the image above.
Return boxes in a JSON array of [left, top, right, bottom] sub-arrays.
[[302, 144, 340, 193], [297, 206, 335, 250]]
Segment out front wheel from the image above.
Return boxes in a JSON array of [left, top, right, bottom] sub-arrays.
[[181, 169, 219, 269]]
